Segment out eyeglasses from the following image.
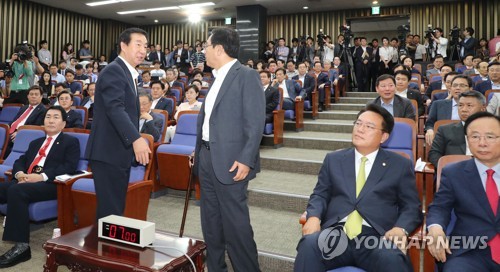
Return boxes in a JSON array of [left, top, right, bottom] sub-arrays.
[[451, 83, 469, 88], [467, 134, 500, 143], [353, 120, 383, 132]]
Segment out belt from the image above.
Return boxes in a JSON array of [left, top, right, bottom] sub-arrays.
[[201, 140, 210, 150]]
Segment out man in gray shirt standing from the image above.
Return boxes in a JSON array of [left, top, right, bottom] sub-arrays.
[[37, 40, 52, 70], [78, 40, 93, 61]]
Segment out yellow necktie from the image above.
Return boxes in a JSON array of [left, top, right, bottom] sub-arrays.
[[344, 156, 368, 239]]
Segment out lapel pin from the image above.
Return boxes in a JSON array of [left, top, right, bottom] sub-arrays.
[[382, 162, 386, 166], [56, 142, 60, 145]]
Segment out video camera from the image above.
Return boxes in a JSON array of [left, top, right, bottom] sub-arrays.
[[13, 41, 34, 62], [449, 26, 461, 45], [424, 25, 435, 40], [339, 25, 354, 46], [317, 29, 326, 47]]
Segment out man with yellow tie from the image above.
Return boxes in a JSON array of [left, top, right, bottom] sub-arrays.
[[294, 104, 422, 272]]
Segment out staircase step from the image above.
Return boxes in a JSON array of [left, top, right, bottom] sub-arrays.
[[298, 119, 353, 133], [329, 103, 366, 111], [337, 97, 374, 104], [317, 110, 359, 121], [345, 91, 379, 98], [283, 131, 352, 150], [260, 147, 329, 175], [149, 195, 302, 260]]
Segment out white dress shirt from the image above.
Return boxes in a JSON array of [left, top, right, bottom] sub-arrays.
[[202, 59, 238, 141], [118, 56, 139, 94]]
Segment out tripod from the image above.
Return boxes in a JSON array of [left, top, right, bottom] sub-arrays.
[[340, 41, 357, 91]]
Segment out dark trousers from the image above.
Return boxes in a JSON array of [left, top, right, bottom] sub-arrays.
[[355, 63, 371, 92], [283, 98, 295, 111], [0, 180, 57, 243], [318, 87, 326, 104], [294, 226, 412, 272], [199, 147, 260, 272], [90, 160, 130, 220], [439, 247, 500, 272], [5, 90, 28, 105], [265, 113, 273, 123]]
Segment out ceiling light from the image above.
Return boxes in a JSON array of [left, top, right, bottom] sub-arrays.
[[372, 1, 378, 4], [86, 0, 133, 7], [188, 13, 201, 23], [303, 6, 309, 10], [179, 2, 215, 9], [154, 19, 159, 23], [117, 6, 179, 15]]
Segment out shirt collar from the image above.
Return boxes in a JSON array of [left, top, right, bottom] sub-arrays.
[[474, 158, 500, 176], [47, 132, 61, 141], [381, 98, 394, 106], [452, 99, 458, 107], [212, 59, 237, 79], [118, 56, 139, 81], [355, 148, 379, 164]]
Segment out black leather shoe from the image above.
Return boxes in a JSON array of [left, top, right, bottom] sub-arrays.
[[0, 245, 31, 268], [318, 104, 324, 112]]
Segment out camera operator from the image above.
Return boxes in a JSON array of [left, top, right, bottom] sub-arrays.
[[459, 27, 478, 59], [321, 35, 334, 63], [405, 34, 416, 59], [6, 44, 37, 104], [334, 34, 345, 60], [413, 35, 427, 61], [426, 27, 448, 59]]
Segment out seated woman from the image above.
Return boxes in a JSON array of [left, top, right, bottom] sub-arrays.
[[190, 70, 209, 87], [164, 85, 202, 143], [402, 56, 421, 75], [57, 90, 83, 129]]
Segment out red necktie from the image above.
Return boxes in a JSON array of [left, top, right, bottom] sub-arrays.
[[10, 106, 34, 133], [27, 137, 53, 174], [486, 169, 500, 264]]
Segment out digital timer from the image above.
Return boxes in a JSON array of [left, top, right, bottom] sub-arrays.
[[98, 215, 155, 248]]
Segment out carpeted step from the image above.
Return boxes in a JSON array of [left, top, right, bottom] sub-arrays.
[[317, 110, 359, 121], [288, 119, 354, 133], [337, 97, 374, 104], [260, 147, 329, 175], [282, 131, 352, 150], [345, 91, 379, 98], [329, 103, 366, 111]]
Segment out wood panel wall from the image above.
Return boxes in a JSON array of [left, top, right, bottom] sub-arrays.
[[0, 0, 128, 63], [267, 0, 499, 45]]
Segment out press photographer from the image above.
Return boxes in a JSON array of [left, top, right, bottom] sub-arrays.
[[316, 30, 334, 63], [6, 44, 35, 104], [425, 27, 448, 59], [459, 27, 478, 59]]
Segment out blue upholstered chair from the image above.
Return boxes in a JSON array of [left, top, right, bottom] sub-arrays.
[[0, 104, 22, 125], [381, 118, 417, 164], [151, 109, 168, 143], [73, 106, 88, 129], [429, 75, 442, 83], [55, 133, 154, 234], [73, 94, 82, 106], [485, 89, 500, 103], [156, 111, 199, 195], [0, 124, 9, 163]]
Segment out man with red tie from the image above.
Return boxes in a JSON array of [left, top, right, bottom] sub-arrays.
[[9, 86, 46, 141], [0, 106, 80, 268], [427, 111, 500, 271]]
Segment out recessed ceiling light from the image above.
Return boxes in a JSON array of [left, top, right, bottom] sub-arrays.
[[86, 0, 133, 7], [179, 2, 215, 9], [303, 6, 309, 10], [117, 6, 179, 15], [188, 13, 201, 23], [154, 19, 158, 23], [372, 1, 379, 4]]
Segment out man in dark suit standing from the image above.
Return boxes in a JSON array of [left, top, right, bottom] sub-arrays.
[[354, 37, 373, 92], [295, 104, 421, 272], [368, 74, 416, 120], [0, 106, 80, 268], [85, 28, 151, 220], [459, 27, 478, 59], [193, 28, 265, 272], [475, 62, 500, 95], [428, 91, 486, 167], [173, 40, 188, 74], [148, 44, 166, 67], [260, 70, 279, 123], [426, 112, 500, 271]]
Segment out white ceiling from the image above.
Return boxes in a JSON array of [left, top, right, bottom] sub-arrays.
[[28, 0, 455, 26]]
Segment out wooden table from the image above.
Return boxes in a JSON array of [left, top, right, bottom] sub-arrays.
[[43, 225, 206, 272]]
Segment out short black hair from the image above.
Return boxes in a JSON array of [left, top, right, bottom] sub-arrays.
[[28, 85, 43, 96], [444, 71, 460, 82], [150, 80, 164, 90], [459, 90, 486, 105], [209, 28, 239, 58], [356, 104, 395, 134], [434, 27, 444, 33], [46, 105, 68, 121], [465, 27, 474, 36], [54, 82, 66, 89], [39, 40, 47, 46], [65, 70, 75, 76], [191, 70, 204, 79], [434, 54, 444, 60], [259, 70, 271, 78], [75, 64, 83, 70], [57, 90, 74, 101], [464, 111, 500, 135], [187, 84, 200, 94], [394, 69, 411, 81], [451, 75, 473, 88], [49, 64, 58, 68], [375, 74, 396, 87], [488, 61, 500, 69], [142, 70, 151, 76], [153, 60, 161, 65], [441, 63, 454, 71], [138, 91, 153, 102], [117, 28, 148, 54], [275, 68, 286, 76]]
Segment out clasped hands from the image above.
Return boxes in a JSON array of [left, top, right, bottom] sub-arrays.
[[16, 172, 44, 183]]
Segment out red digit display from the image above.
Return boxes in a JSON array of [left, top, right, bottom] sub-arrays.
[[102, 222, 141, 245]]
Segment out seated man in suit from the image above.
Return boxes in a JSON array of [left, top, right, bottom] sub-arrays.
[[426, 54, 445, 81], [487, 92, 500, 116], [312, 61, 331, 111], [428, 91, 486, 167], [138, 92, 163, 142], [430, 72, 461, 103], [425, 75, 474, 146], [57, 90, 83, 129], [260, 71, 279, 123], [150, 80, 174, 118], [295, 104, 422, 272], [333, 56, 347, 79], [475, 62, 500, 95], [138, 71, 151, 88], [394, 70, 425, 116], [473, 61, 490, 83], [368, 74, 416, 120], [426, 111, 500, 271], [0, 106, 80, 268], [50, 83, 67, 106], [9, 86, 47, 142], [272, 68, 303, 111], [292, 62, 315, 103], [425, 64, 454, 103]]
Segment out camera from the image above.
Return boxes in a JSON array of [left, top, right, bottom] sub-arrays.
[[424, 25, 435, 40], [13, 44, 33, 62], [397, 24, 410, 49], [449, 26, 461, 44], [339, 25, 354, 46], [317, 29, 326, 47]]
